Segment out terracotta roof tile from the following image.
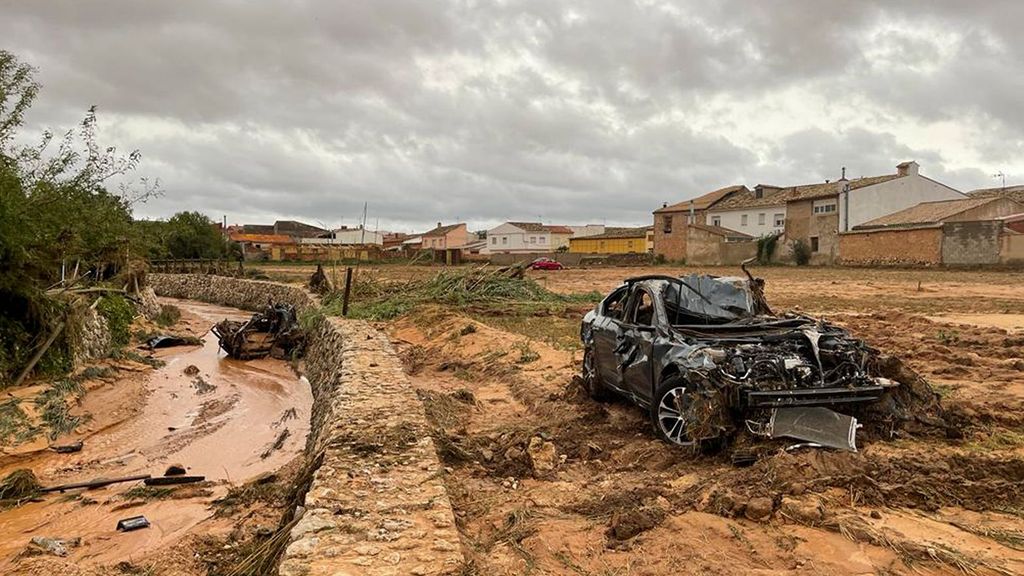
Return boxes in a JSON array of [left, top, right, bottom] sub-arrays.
[[712, 174, 902, 211], [422, 223, 465, 237], [571, 226, 652, 240], [654, 185, 747, 214], [688, 223, 752, 238], [968, 186, 1024, 204], [855, 197, 1003, 229]]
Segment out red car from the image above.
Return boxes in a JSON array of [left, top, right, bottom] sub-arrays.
[[530, 258, 565, 270]]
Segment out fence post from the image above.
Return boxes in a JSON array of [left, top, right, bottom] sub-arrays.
[[342, 267, 353, 317]]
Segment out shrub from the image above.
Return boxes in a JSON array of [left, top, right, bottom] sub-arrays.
[[791, 239, 812, 266], [96, 294, 134, 348], [756, 234, 780, 264]]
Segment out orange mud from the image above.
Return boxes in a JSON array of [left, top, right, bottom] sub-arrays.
[[381, 264, 1024, 576], [0, 299, 310, 572]]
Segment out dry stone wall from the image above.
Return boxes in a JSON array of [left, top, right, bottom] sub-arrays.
[[148, 274, 463, 575]]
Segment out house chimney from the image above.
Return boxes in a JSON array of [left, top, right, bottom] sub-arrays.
[[841, 166, 846, 180], [662, 202, 668, 208], [436, 221, 442, 228], [897, 161, 919, 177]]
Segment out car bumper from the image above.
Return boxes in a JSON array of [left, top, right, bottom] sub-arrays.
[[743, 385, 885, 408]]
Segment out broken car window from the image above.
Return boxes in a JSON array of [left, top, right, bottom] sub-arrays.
[[661, 275, 757, 325], [630, 289, 655, 326], [602, 287, 628, 320]]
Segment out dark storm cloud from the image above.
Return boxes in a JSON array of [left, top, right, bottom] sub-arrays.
[[2, 0, 1021, 229]]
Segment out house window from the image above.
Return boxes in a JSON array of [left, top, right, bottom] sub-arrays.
[[711, 216, 721, 227], [774, 214, 785, 227], [529, 236, 536, 244], [662, 215, 672, 234], [813, 202, 837, 214], [758, 213, 765, 226], [502, 237, 508, 245], [810, 236, 820, 252], [491, 237, 497, 245], [539, 236, 546, 244], [741, 214, 748, 226]]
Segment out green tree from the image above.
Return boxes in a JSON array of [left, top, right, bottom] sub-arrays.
[[1, 50, 150, 384], [162, 211, 227, 259]]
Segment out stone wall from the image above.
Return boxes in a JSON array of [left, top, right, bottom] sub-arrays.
[[148, 274, 464, 575], [149, 273, 317, 312], [838, 227, 943, 266], [941, 221, 1002, 265]]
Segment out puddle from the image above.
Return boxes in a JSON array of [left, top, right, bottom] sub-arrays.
[[0, 299, 312, 568], [925, 313, 1024, 333]]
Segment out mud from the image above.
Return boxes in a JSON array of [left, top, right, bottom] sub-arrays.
[[0, 298, 311, 573], [380, 264, 1024, 576]]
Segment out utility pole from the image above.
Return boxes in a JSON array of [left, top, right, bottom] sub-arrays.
[[360, 202, 368, 244]]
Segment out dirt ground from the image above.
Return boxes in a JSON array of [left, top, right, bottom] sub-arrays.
[[0, 299, 311, 575], [366, 264, 1024, 575]]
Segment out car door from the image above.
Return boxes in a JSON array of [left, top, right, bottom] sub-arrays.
[[617, 286, 658, 404], [591, 286, 629, 391]]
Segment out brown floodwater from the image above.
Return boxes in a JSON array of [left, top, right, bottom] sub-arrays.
[[0, 299, 312, 569]]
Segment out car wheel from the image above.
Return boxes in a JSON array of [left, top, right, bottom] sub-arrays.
[[651, 374, 728, 452], [582, 347, 613, 401]]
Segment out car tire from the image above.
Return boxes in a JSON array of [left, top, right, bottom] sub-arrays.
[[581, 347, 614, 401], [650, 373, 726, 451]]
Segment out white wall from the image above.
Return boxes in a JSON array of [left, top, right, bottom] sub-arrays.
[[707, 207, 787, 237], [840, 174, 965, 231]]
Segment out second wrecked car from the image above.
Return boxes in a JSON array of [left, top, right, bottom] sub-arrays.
[[580, 267, 907, 451], [212, 303, 304, 360]]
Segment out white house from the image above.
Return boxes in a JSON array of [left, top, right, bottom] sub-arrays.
[[299, 226, 384, 246], [705, 162, 964, 246], [705, 185, 788, 238], [484, 222, 574, 254]]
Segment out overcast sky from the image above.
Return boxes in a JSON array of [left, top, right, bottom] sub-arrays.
[[4, 1, 1023, 233]]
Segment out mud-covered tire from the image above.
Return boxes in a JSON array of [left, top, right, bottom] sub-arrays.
[[582, 347, 614, 401], [651, 374, 726, 452]]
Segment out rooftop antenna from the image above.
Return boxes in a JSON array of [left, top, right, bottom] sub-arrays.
[[841, 166, 846, 179], [993, 171, 1006, 189]]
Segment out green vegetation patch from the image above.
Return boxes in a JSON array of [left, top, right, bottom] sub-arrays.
[[323, 267, 601, 321], [96, 294, 134, 348]]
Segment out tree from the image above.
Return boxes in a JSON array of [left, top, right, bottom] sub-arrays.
[[163, 211, 226, 259], [0, 50, 150, 384]]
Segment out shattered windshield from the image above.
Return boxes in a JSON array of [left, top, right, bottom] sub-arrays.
[[660, 274, 757, 324]]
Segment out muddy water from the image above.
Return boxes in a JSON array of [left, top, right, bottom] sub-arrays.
[[0, 299, 312, 568]]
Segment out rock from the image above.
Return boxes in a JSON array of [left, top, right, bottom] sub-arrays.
[[788, 482, 806, 496], [778, 497, 823, 525], [164, 464, 187, 476], [480, 448, 494, 462], [504, 447, 524, 461], [743, 497, 774, 521], [27, 537, 81, 557], [608, 508, 661, 540], [183, 365, 200, 376], [870, 510, 883, 519], [526, 436, 557, 476]]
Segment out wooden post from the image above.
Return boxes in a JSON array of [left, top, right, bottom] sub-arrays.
[[342, 267, 353, 317]]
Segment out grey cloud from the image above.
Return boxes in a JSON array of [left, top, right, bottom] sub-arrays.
[[3, 0, 1022, 232]]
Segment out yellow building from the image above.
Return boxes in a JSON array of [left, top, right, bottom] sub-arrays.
[[569, 227, 654, 254]]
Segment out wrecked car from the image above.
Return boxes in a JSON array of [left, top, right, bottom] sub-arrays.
[[212, 303, 304, 360], [580, 268, 902, 451]]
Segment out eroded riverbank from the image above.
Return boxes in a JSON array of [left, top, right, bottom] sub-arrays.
[[0, 298, 311, 573]]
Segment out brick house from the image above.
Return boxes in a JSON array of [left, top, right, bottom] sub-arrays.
[[839, 196, 1024, 266], [652, 185, 747, 261]]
